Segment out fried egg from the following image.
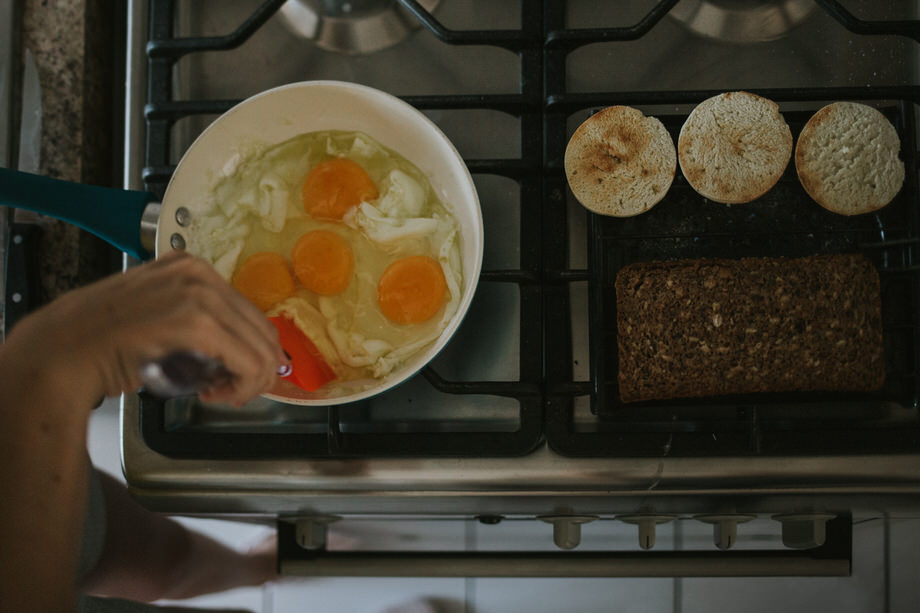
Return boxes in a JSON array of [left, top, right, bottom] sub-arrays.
[[189, 130, 462, 393]]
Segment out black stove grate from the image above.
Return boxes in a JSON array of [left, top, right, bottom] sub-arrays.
[[141, 0, 920, 459], [140, 0, 547, 459], [541, 3, 920, 458]]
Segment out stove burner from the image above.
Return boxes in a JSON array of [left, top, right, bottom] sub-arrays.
[[279, 0, 440, 55], [669, 0, 816, 43]]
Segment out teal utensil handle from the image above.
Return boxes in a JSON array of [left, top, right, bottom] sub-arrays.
[[0, 167, 155, 260]]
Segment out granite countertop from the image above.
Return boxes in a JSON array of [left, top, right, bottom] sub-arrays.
[[2, 0, 121, 334]]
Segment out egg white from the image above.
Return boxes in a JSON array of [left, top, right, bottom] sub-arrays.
[[189, 130, 462, 389]]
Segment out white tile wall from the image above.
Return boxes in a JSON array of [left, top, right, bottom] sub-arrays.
[[680, 517, 887, 613], [87, 401, 920, 612], [155, 584, 271, 613], [86, 397, 124, 483], [888, 515, 920, 613], [473, 577, 674, 613], [271, 578, 467, 613]]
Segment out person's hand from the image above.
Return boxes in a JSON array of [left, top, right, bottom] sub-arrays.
[[4, 250, 287, 407]]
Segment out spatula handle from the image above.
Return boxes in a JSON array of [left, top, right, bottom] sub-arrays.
[[139, 351, 235, 398], [140, 351, 293, 399]]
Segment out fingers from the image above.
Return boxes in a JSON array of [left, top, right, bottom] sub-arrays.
[[116, 252, 288, 405], [155, 254, 286, 404], [168, 306, 274, 405], [169, 256, 284, 363], [5, 251, 289, 406]]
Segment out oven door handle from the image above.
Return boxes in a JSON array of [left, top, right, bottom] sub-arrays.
[[277, 516, 851, 578]]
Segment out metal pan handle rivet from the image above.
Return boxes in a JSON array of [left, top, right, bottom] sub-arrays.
[[170, 233, 186, 250], [175, 206, 191, 227]]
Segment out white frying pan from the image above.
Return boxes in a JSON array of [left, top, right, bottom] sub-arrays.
[[0, 81, 484, 405]]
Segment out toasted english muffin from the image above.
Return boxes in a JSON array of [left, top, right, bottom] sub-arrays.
[[564, 105, 676, 217], [795, 101, 904, 215], [678, 91, 792, 204]]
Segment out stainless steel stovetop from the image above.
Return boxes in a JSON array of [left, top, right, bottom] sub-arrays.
[[121, 1, 920, 551]]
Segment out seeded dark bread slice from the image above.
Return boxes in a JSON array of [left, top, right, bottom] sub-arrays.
[[615, 254, 885, 403], [564, 105, 676, 217], [678, 91, 792, 204], [795, 102, 905, 215]]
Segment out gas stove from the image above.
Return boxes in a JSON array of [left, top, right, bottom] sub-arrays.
[[121, 0, 920, 576]]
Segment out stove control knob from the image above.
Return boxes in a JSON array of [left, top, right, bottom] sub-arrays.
[[773, 513, 836, 549], [294, 515, 340, 550], [616, 514, 677, 550], [694, 514, 756, 550], [537, 514, 598, 550]]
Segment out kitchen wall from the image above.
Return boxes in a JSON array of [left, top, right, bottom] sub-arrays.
[[1, 0, 122, 338], [88, 398, 920, 613]]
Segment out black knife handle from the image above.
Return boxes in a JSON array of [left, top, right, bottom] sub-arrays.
[[3, 222, 43, 337]]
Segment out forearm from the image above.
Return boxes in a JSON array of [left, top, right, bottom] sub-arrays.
[[82, 472, 276, 602], [0, 320, 102, 613], [0, 253, 283, 612]]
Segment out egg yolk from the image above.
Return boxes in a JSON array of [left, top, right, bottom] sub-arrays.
[[232, 252, 296, 311], [302, 158, 379, 220], [377, 255, 448, 325], [291, 230, 355, 296]]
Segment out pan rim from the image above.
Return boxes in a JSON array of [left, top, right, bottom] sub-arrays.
[[158, 80, 484, 406]]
